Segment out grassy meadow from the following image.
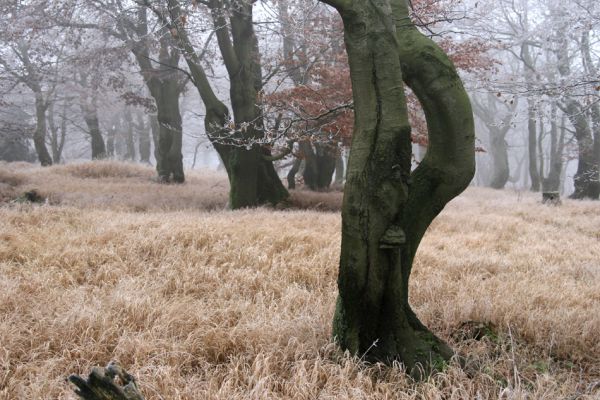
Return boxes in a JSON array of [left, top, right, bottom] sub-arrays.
[[0, 161, 599, 399]]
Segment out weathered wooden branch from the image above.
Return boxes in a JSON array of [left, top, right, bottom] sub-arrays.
[[68, 362, 144, 400]]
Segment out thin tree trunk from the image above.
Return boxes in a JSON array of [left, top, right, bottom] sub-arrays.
[[542, 103, 563, 192], [149, 114, 159, 166], [137, 112, 151, 164], [33, 94, 52, 166], [334, 150, 345, 186], [123, 110, 136, 161], [48, 101, 66, 164], [527, 100, 540, 191], [287, 157, 302, 189], [106, 120, 116, 158], [82, 104, 107, 160]]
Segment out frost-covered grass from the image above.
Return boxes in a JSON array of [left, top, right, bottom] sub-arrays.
[[0, 161, 599, 399]]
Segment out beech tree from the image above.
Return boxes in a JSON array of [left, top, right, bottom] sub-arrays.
[[315, 0, 475, 373], [147, 0, 289, 207], [472, 93, 517, 189], [0, 1, 64, 166], [267, 0, 491, 191]]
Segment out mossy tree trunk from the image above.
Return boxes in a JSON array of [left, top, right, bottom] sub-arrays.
[[165, 0, 288, 207], [322, 0, 474, 375], [148, 77, 184, 182]]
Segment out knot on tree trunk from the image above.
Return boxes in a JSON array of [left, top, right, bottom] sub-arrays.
[[68, 361, 144, 400]]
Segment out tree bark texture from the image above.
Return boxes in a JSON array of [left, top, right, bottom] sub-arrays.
[[323, 0, 474, 375]]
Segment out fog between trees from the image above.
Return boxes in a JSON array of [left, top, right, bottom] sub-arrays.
[[1, 0, 599, 396], [1, 0, 598, 200]]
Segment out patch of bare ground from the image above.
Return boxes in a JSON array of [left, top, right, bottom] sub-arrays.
[[0, 162, 599, 399]]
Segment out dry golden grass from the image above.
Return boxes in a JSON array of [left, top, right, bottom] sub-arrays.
[[0, 161, 599, 399]]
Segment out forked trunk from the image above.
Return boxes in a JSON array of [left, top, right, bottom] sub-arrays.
[[326, 0, 474, 375], [167, 0, 287, 206]]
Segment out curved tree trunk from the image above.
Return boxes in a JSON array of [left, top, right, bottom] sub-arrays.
[[166, 0, 287, 207], [325, 0, 474, 375]]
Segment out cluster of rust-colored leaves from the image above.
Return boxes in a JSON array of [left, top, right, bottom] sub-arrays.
[[265, 0, 496, 148]]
